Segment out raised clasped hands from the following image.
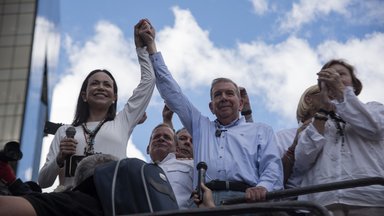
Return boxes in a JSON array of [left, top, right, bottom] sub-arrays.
[[317, 81, 336, 112], [317, 68, 345, 101], [134, 18, 156, 53]]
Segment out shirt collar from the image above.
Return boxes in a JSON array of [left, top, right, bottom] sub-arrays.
[[156, 152, 176, 164], [215, 117, 242, 129]]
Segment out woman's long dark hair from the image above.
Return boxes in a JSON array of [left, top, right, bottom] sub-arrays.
[[72, 69, 118, 126]]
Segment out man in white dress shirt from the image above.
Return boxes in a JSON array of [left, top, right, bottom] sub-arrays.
[[147, 123, 194, 209]]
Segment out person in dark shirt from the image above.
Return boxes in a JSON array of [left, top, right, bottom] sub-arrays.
[[0, 154, 117, 216]]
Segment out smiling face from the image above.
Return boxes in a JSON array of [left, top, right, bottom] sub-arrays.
[[209, 80, 243, 125], [81, 71, 117, 111], [148, 124, 176, 162]]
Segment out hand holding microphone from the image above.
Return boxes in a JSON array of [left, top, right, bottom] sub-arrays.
[[196, 161, 208, 203], [56, 126, 77, 168]]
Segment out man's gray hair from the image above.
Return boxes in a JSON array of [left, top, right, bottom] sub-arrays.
[[210, 77, 240, 99], [73, 154, 118, 187]]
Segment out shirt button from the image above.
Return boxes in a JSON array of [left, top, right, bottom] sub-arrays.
[[219, 156, 222, 158]]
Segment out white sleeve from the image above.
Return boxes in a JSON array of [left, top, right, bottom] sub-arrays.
[[38, 126, 66, 188]]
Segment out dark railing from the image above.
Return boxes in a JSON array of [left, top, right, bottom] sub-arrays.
[[222, 176, 384, 205], [127, 177, 384, 216], [138, 201, 330, 216]]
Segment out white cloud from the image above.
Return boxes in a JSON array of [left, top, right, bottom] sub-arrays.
[[156, 6, 220, 87], [250, 0, 269, 15], [127, 138, 146, 161], [235, 37, 321, 121], [279, 0, 384, 32], [279, 0, 351, 32], [31, 16, 60, 72], [27, 17, 60, 102], [345, 0, 384, 26]]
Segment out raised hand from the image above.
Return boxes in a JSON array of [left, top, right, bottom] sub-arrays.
[[134, 19, 146, 48], [136, 18, 157, 54], [162, 104, 174, 129], [240, 87, 251, 113], [317, 68, 345, 101], [317, 81, 336, 112]]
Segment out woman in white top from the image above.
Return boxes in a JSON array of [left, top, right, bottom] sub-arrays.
[[38, 20, 156, 189], [295, 59, 384, 215], [276, 84, 320, 188]]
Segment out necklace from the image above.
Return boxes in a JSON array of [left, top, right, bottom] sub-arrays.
[[81, 119, 106, 155], [329, 112, 346, 146]]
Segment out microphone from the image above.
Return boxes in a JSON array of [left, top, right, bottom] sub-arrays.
[[64, 126, 77, 177], [215, 128, 227, 137], [196, 161, 208, 202], [65, 126, 76, 138]]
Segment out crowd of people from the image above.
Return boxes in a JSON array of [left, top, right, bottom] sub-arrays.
[[0, 18, 383, 216]]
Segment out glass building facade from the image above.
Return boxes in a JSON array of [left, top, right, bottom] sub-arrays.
[[0, 0, 60, 181]]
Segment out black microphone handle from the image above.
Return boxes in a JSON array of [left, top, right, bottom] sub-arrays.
[[196, 162, 208, 201], [64, 126, 77, 176]]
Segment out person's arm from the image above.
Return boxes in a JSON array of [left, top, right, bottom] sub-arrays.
[[117, 20, 156, 129], [334, 87, 384, 140], [162, 104, 174, 129], [280, 121, 310, 185], [38, 126, 67, 188], [143, 19, 201, 135], [193, 183, 215, 208], [0, 196, 37, 216], [240, 87, 253, 122], [292, 81, 331, 173], [294, 123, 327, 173], [151, 52, 202, 135], [137, 112, 147, 125], [247, 126, 283, 202]]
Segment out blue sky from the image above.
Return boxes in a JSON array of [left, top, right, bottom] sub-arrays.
[[39, 0, 384, 191]]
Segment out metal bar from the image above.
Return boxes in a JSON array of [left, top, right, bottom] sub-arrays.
[[118, 177, 383, 216], [222, 177, 384, 205], [130, 201, 330, 216]]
